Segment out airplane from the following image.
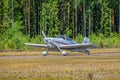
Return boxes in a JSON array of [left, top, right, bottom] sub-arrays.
[[25, 31, 98, 56]]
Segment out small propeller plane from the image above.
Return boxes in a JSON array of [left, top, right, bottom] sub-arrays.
[[25, 31, 98, 56]]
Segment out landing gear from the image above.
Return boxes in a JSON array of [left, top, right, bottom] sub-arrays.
[[62, 52, 68, 56], [56, 45, 68, 56], [87, 52, 90, 55], [42, 51, 68, 56], [86, 49, 90, 55], [42, 46, 68, 56], [42, 51, 48, 56], [42, 47, 49, 56]]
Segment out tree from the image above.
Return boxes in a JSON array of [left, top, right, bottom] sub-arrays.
[[0, 0, 11, 37], [118, 0, 120, 34], [25, 0, 30, 36], [40, 0, 60, 37], [100, 0, 111, 36]]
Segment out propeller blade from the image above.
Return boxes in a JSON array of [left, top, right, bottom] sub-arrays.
[[42, 31, 46, 38]]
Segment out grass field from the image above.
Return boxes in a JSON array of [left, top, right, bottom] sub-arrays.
[[0, 48, 120, 80]]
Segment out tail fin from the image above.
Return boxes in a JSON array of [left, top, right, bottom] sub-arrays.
[[82, 37, 90, 44], [42, 31, 46, 38], [83, 37, 90, 55]]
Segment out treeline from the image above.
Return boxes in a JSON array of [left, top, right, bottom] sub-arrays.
[[0, 0, 120, 50]]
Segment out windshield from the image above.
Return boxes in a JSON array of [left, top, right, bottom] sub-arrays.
[[56, 36, 72, 40], [56, 36, 77, 44], [66, 36, 72, 41], [56, 35, 65, 39]]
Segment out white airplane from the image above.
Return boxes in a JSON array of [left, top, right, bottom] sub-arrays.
[[25, 31, 98, 56]]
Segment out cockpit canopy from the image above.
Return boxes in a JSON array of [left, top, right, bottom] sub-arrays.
[[56, 35, 71, 40], [56, 35, 77, 44]]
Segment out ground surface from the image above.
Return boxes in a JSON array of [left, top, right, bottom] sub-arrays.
[[0, 48, 120, 80], [0, 52, 120, 59]]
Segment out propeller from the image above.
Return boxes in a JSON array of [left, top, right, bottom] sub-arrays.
[[42, 31, 46, 38], [41, 31, 49, 56]]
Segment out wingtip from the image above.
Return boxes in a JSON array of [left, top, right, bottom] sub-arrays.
[[24, 43, 29, 45]]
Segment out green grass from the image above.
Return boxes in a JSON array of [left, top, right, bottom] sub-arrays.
[[0, 50, 120, 80]]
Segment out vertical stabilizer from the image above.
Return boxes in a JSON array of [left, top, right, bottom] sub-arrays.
[[82, 37, 90, 55], [82, 37, 90, 43]]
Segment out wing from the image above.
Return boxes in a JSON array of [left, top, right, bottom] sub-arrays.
[[25, 43, 48, 48], [60, 43, 98, 49]]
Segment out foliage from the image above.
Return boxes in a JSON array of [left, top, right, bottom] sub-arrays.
[[75, 33, 120, 48], [100, 0, 111, 36], [75, 34, 84, 43], [40, 0, 60, 37], [89, 33, 120, 48], [0, 0, 120, 50], [30, 35, 44, 44], [2, 21, 29, 50]]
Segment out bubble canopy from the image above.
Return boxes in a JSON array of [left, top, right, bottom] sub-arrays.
[[56, 35, 77, 44]]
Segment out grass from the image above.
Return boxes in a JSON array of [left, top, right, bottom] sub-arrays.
[[91, 48, 120, 53], [0, 49, 120, 80], [0, 57, 120, 80], [0, 51, 41, 56]]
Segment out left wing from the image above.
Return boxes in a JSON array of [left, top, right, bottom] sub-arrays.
[[25, 43, 48, 48], [60, 43, 98, 49]]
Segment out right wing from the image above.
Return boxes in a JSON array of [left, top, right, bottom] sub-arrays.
[[60, 43, 98, 49], [25, 43, 48, 48]]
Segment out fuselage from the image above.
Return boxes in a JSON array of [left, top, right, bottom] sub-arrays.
[[44, 35, 77, 47]]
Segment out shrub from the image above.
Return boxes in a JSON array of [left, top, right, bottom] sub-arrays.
[[76, 33, 120, 48], [3, 21, 29, 50], [75, 34, 83, 43], [30, 35, 44, 44]]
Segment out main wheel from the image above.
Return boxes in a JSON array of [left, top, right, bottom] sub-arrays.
[[62, 52, 68, 56], [85, 49, 90, 55], [42, 51, 48, 56], [87, 52, 90, 55]]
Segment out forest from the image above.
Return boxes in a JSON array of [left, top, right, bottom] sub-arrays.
[[0, 0, 120, 50]]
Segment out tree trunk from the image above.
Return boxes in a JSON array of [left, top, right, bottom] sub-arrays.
[[118, 0, 120, 34], [33, 0, 36, 36], [12, 0, 14, 27], [110, 9, 112, 33], [83, 0, 86, 37], [72, 9, 75, 38], [75, 0, 77, 37], [25, 0, 30, 36], [89, 10, 91, 35], [68, 0, 70, 27], [112, 9, 114, 31]]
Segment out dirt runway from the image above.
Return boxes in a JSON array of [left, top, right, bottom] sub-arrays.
[[0, 52, 120, 59]]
